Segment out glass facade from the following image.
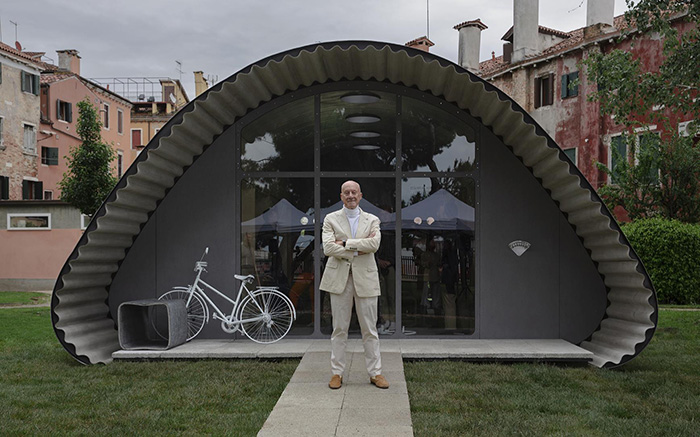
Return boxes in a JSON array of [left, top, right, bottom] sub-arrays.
[[237, 82, 478, 337]]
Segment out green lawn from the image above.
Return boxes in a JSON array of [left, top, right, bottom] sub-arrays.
[[405, 309, 700, 436], [1, 305, 698, 436], [0, 291, 50, 306], [0, 308, 297, 435]]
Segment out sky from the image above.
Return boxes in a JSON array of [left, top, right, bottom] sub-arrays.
[[0, 0, 629, 99]]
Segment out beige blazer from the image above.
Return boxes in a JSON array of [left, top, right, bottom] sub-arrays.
[[319, 208, 382, 297]]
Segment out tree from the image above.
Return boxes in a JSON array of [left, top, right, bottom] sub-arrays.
[[580, 0, 700, 222], [59, 98, 118, 216]]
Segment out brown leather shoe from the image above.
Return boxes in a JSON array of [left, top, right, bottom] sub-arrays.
[[329, 374, 342, 389], [370, 374, 389, 389]]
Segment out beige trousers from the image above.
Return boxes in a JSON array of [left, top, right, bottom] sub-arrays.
[[330, 273, 382, 377]]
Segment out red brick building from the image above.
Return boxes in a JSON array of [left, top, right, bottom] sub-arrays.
[[455, 0, 696, 189]]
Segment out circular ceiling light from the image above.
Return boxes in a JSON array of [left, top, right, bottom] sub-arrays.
[[340, 93, 381, 104], [353, 144, 381, 151], [350, 131, 381, 138], [346, 115, 381, 123]]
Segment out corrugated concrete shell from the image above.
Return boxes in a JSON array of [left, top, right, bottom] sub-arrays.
[[50, 41, 657, 367]]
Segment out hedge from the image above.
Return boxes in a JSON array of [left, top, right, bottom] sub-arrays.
[[622, 218, 700, 305]]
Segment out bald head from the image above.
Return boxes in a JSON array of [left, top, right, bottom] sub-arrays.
[[340, 180, 362, 209]]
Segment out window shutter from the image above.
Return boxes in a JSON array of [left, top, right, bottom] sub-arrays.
[[21, 71, 27, 92], [534, 78, 541, 108], [56, 99, 62, 120], [547, 73, 554, 105], [22, 180, 30, 199], [570, 72, 579, 96], [32, 74, 39, 95], [561, 74, 568, 99], [0, 176, 8, 200], [67, 103, 72, 123], [34, 181, 43, 200]]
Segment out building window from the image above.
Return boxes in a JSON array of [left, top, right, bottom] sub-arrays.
[[81, 214, 90, 230], [0, 175, 9, 200], [561, 71, 579, 99], [563, 147, 577, 165], [131, 129, 142, 148], [22, 180, 43, 200], [56, 100, 73, 122], [8, 213, 51, 230], [103, 103, 110, 129], [117, 151, 124, 177], [240, 84, 479, 336], [21, 71, 40, 95], [637, 130, 661, 183], [44, 190, 53, 200], [41, 147, 59, 165], [609, 135, 627, 184], [23, 124, 37, 154], [117, 109, 124, 134], [534, 73, 554, 108]]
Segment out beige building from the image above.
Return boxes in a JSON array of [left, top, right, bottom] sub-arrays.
[[0, 42, 44, 200]]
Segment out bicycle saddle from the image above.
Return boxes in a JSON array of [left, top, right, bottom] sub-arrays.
[[234, 274, 254, 282]]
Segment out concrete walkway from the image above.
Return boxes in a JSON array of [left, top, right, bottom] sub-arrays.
[[114, 339, 592, 436], [258, 341, 413, 437]]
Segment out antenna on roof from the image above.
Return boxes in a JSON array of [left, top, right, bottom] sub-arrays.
[[9, 20, 18, 46], [175, 60, 183, 82]]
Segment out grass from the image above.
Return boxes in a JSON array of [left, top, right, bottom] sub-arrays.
[[1, 304, 698, 435], [0, 308, 298, 435], [0, 291, 50, 306], [405, 309, 700, 436]]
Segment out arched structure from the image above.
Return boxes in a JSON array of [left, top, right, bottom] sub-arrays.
[[51, 41, 657, 367]]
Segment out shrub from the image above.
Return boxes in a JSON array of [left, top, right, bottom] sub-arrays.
[[622, 218, 700, 304]]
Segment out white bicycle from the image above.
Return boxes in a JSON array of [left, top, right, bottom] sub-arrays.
[[157, 247, 296, 343]]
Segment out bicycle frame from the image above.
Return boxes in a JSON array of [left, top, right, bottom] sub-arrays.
[[186, 266, 279, 329]]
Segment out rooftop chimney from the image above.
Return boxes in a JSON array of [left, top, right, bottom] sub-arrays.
[[57, 49, 81, 75], [512, 0, 539, 63], [587, 0, 615, 27], [194, 71, 209, 97], [405, 36, 434, 52], [454, 19, 488, 74]]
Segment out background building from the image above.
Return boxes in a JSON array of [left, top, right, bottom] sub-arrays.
[[90, 75, 199, 150], [39, 50, 134, 198], [0, 42, 44, 200], [0, 45, 134, 291], [455, 0, 696, 188]]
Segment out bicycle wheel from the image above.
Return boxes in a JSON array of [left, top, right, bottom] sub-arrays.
[[158, 289, 207, 340], [239, 290, 294, 344]]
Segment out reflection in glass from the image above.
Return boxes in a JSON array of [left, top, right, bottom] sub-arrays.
[[402, 96, 476, 173], [241, 178, 315, 334], [340, 93, 381, 104], [241, 96, 314, 172], [401, 177, 475, 335], [321, 90, 397, 172], [319, 178, 396, 335]]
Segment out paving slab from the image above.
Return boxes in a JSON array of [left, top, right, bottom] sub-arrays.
[[259, 350, 412, 436]]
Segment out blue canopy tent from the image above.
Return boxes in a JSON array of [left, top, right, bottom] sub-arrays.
[[241, 198, 311, 233], [387, 189, 474, 231]]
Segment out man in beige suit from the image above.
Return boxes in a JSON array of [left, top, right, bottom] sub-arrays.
[[320, 181, 389, 390]]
